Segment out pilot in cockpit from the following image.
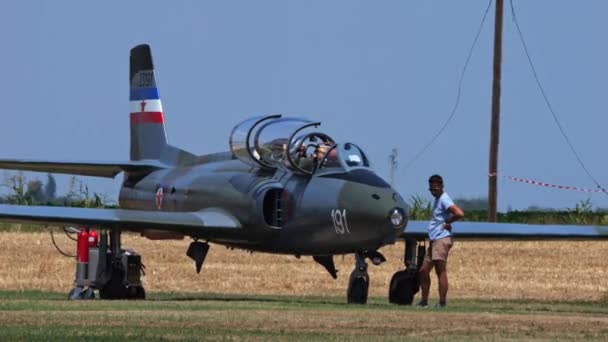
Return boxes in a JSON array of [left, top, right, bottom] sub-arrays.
[[296, 144, 315, 172], [295, 142, 328, 172], [295, 141, 339, 173]]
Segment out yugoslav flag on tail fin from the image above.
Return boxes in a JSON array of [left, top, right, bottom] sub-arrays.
[[129, 44, 168, 161]]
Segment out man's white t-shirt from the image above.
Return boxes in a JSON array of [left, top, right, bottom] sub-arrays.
[[428, 192, 454, 241]]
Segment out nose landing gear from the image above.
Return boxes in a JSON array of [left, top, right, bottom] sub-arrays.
[[346, 250, 387, 304], [347, 253, 369, 304]]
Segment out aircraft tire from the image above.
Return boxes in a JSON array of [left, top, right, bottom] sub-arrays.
[[127, 286, 146, 300], [347, 276, 369, 304], [388, 270, 419, 305]]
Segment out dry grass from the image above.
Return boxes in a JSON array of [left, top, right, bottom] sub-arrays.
[[1, 231, 607, 301]]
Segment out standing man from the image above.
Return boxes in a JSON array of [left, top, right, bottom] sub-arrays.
[[418, 174, 464, 308]]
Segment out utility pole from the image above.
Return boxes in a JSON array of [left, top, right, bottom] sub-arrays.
[[488, 0, 504, 222], [389, 148, 398, 188]]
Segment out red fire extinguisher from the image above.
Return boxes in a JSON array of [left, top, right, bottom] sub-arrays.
[[88, 229, 99, 248], [77, 229, 89, 263]]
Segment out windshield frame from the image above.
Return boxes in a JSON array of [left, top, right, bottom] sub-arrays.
[[341, 142, 371, 169], [314, 142, 371, 176], [251, 117, 315, 168], [288, 131, 335, 175]]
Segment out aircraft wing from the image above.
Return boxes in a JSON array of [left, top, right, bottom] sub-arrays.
[[404, 220, 608, 240], [0, 204, 241, 238], [0, 159, 166, 178]]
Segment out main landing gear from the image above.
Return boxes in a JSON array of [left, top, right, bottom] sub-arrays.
[[69, 229, 146, 300], [388, 238, 425, 305]]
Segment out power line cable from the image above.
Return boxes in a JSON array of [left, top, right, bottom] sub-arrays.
[[509, 0, 608, 195], [403, 0, 494, 172]]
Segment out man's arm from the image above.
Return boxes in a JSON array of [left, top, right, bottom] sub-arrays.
[[444, 204, 464, 231]]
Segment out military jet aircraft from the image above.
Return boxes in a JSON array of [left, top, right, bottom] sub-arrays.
[[0, 44, 409, 303], [2, 44, 607, 305]]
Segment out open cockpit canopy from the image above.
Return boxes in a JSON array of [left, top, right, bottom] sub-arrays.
[[230, 115, 369, 175]]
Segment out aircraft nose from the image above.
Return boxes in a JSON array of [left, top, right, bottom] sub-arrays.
[[334, 169, 408, 234], [368, 187, 408, 243]]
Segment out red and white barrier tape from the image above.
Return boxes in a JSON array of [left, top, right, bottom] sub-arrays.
[[489, 173, 607, 193]]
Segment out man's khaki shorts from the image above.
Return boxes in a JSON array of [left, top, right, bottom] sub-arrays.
[[424, 236, 454, 263]]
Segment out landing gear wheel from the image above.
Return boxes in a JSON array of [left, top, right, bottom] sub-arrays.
[[347, 253, 369, 304], [347, 276, 369, 304], [127, 286, 146, 300], [388, 270, 419, 305]]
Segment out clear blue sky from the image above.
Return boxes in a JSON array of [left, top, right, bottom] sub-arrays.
[[0, 1, 607, 211]]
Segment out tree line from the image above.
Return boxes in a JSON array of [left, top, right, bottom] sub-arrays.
[[1, 172, 109, 208], [409, 195, 608, 225]]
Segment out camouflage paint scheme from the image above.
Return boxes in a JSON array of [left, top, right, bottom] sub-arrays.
[[0, 44, 408, 257]]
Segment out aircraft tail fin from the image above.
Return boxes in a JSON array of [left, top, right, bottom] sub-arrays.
[[129, 44, 168, 161]]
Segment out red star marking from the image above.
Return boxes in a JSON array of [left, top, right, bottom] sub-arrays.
[[155, 187, 163, 210], [140, 100, 147, 112]]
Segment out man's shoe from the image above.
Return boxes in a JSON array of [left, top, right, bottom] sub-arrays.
[[416, 300, 429, 308]]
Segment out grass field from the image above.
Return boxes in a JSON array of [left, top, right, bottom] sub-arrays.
[[1, 231, 608, 340], [1, 291, 608, 341]]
